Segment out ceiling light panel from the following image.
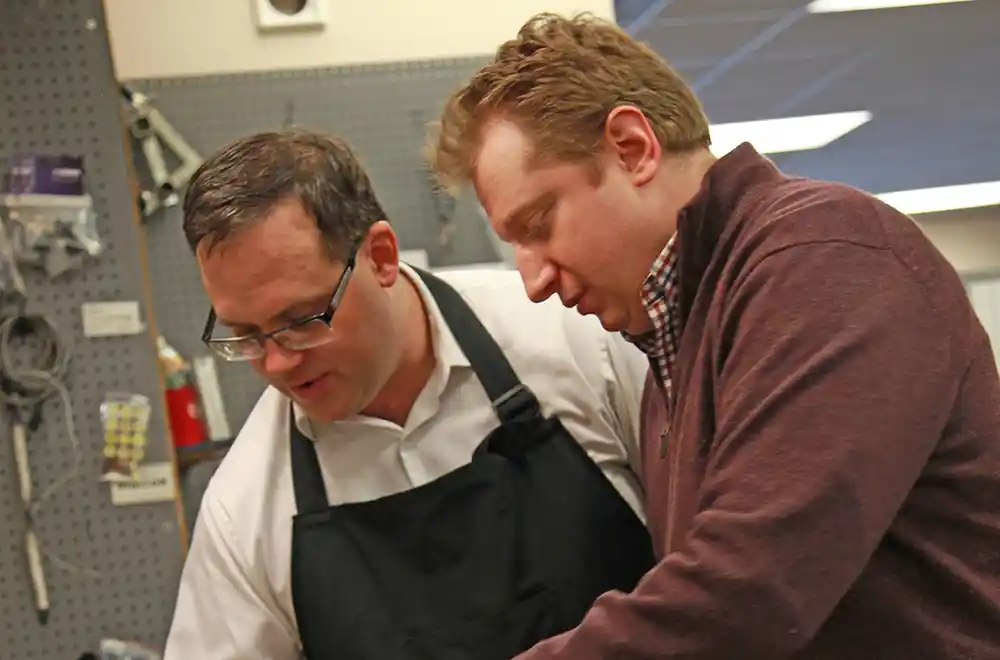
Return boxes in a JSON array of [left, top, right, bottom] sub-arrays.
[[710, 110, 873, 157], [807, 0, 977, 14], [876, 181, 1000, 214]]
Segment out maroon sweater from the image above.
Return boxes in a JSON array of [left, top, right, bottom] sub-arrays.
[[517, 144, 1000, 659]]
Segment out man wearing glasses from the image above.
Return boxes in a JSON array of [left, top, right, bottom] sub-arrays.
[[163, 130, 656, 660]]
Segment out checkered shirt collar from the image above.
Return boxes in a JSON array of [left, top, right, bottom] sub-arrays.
[[623, 234, 682, 399]]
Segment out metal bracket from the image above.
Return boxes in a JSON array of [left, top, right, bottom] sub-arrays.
[[120, 86, 204, 219]]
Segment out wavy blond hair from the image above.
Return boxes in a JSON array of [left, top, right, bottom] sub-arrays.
[[426, 12, 712, 192]]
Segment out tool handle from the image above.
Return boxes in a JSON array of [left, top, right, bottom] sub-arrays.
[[12, 422, 32, 503], [25, 527, 50, 622], [10, 420, 50, 622]]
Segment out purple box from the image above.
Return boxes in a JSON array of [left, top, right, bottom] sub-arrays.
[[3, 155, 87, 196]]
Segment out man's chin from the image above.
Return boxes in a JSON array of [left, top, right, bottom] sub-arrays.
[[596, 309, 631, 333], [294, 397, 352, 424]]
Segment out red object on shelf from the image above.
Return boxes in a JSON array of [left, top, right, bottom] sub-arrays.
[[158, 335, 209, 450], [165, 382, 208, 449]]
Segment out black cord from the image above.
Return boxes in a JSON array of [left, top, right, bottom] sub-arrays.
[[0, 312, 71, 425]]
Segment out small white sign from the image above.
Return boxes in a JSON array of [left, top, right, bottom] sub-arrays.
[[81, 301, 145, 338], [110, 462, 177, 506]]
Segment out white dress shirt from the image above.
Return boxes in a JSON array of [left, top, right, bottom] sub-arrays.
[[164, 265, 650, 660]]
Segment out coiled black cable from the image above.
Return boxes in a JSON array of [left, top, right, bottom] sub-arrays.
[[0, 312, 72, 414], [0, 311, 77, 511]]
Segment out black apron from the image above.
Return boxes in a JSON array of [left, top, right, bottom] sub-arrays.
[[289, 269, 655, 660]]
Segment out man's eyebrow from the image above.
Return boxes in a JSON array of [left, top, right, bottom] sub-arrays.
[[498, 192, 556, 238]]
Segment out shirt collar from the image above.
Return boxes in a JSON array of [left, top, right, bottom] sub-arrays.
[[399, 262, 471, 374], [621, 232, 680, 349]]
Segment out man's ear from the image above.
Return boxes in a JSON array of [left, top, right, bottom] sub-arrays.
[[603, 105, 661, 187], [365, 221, 400, 288]]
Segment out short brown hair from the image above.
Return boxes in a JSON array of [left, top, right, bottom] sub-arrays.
[[183, 130, 388, 259], [427, 12, 711, 192]]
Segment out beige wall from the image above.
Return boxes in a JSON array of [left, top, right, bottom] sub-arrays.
[[104, 0, 614, 80], [916, 208, 1000, 276]]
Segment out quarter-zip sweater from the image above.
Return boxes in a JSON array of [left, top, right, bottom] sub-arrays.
[[516, 142, 1000, 659]]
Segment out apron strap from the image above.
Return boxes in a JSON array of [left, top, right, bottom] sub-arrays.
[[289, 408, 331, 515], [415, 268, 543, 425]]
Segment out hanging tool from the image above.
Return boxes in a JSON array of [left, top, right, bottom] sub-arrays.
[[7, 404, 49, 623], [119, 85, 204, 219], [282, 101, 297, 131], [409, 108, 458, 251], [0, 310, 78, 624]]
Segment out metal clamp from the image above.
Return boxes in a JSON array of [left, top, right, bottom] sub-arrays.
[[120, 86, 203, 219]]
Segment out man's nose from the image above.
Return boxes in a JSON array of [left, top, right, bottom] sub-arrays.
[[514, 245, 557, 303], [259, 339, 305, 376]]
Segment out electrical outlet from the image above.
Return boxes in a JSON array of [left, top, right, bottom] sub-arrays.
[[252, 0, 328, 32]]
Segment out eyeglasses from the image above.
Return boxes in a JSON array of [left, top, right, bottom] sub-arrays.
[[201, 247, 358, 362]]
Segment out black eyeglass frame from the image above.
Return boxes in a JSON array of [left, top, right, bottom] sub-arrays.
[[200, 245, 359, 360]]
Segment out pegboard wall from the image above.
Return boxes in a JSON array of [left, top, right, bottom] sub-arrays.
[[0, 1, 185, 658], [130, 57, 496, 438]]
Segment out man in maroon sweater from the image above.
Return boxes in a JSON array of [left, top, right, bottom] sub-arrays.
[[428, 11, 1000, 660]]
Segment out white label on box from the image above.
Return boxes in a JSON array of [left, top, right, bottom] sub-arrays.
[[110, 462, 176, 506], [81, 301, 145, 338]]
